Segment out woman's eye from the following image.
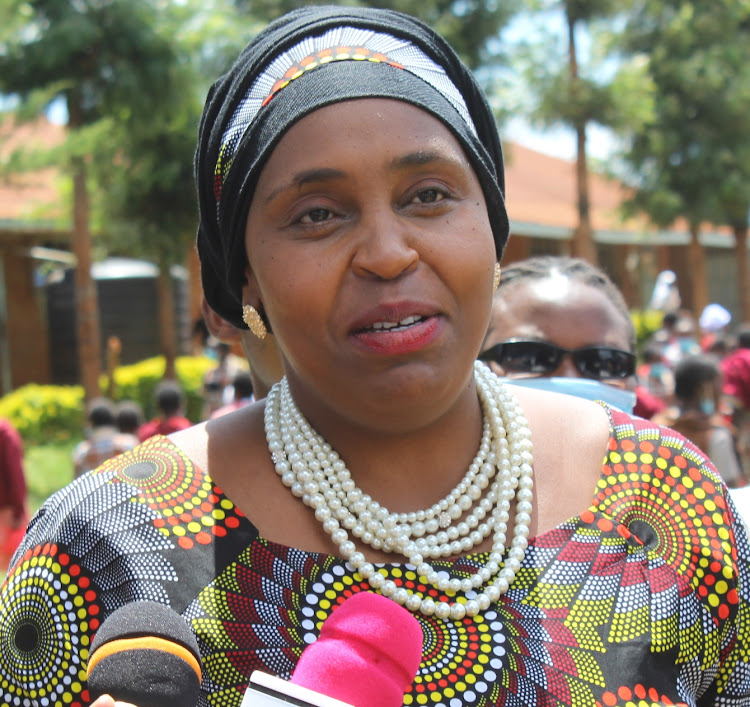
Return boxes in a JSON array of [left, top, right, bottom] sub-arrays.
[[413, 188, 445, 204], [299, 207, 332, 224]]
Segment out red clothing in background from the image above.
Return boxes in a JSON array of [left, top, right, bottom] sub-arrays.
[[721, 347, 750, 409], [0, 418, 28, 566], [137, 416, 192, 442], [633, 385, 666, 420]]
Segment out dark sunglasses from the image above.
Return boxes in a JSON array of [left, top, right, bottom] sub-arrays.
[[478, 340, 636, 380]]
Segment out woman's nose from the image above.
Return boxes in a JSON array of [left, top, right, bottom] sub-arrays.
[[554, 354, 582, 378], [351, 207, 419, 280]]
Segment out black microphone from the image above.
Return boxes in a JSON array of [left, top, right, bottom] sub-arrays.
[[86, 600, 202, 707], [241, 591, 424, 707]]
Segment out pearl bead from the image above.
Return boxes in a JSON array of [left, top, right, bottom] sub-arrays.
[[331, 529, 348, 545], [464, 600, 480, 617], [393, 588, 409, 605], [406, 593, 423, 611], [425, 518, 440, 534], [349, 551, 366, 568], [450, 603, 466, 620], [434, 602, 451, 620], [485, 586, 501, 603], [322, 518, 339, 534], [420, 598, 436, 616]]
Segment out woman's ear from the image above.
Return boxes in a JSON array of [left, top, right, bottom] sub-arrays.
[[240, 263, 263, 311], [201, 297, 242, 343]]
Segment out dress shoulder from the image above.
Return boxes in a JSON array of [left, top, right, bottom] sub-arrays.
[[598, 407, 750, 699], [0, 435, 252, 707]]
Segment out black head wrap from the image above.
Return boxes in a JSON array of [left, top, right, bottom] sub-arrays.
[[195, 5, 509, 328]]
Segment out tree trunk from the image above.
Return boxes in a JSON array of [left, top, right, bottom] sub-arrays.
[[68, 92, 102, 403], [688, 224, 709, 319], [157, 259, 177, 380], [735, 224, 750, 321], [187, 243, 202, 332], [567, 15, 597, 264]]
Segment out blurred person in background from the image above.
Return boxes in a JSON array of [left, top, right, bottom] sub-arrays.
[[652, 354, 745, 488], [210, 371, 255, 419], [201, 341, 248, 418], [636, 341, 674, 405], [479, 255, 643, 414], [0, 418, 27, 569], [721, 323, 750, 476], [661, 311, 701, 369], [699, 303, 732, 353], [72, 398, 135, 477], [201, 295, 284, 403], [138, 380, 192, 441], [115, 400, 143, 449]]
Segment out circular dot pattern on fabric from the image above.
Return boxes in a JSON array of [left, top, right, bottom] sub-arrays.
[[0, 544, 99, 707]]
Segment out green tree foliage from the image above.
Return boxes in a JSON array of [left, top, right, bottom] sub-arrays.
[[519, 0, 639, 263], [96, 0, 248, 377], [234, 0, 518, 71], [0, 0, 246, 384], [618, 0, 750, 316], [0, 0, 190, 399], [620, 1, 749, 227]]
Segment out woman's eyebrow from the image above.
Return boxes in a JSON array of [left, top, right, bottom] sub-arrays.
[[263, 167, 346, 205], [263, 151, 462, 205], [389, 150, 463, 170]]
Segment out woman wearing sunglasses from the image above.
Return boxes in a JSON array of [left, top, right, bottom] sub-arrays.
[[480, 255, 647, 412]]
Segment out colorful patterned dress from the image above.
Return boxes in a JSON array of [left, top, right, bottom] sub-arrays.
[[2, 408, 749, 707]]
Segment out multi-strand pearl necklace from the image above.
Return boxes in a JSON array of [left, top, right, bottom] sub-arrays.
[[264, 362, 534, 619]]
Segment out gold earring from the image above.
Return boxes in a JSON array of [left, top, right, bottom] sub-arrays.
[[493, 263, 501, 291], [242, 304, 268, 340]]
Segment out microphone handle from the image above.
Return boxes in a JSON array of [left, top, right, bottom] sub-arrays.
[[241, 671, 354, 707]]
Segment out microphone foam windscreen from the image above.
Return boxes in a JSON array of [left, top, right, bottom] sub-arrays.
[[86, 600, 202, 707], [291, 592, 423, 707]]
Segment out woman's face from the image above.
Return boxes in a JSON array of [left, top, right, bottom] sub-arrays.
[[242, 98, 496, 431], [483, 275, 633, 382]]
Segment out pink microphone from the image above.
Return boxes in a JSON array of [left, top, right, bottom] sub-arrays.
[[242, 591, 424, 707]]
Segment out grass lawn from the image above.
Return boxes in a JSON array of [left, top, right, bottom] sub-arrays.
[[1, 440, 78, 584], [25, 439, 78, 514]]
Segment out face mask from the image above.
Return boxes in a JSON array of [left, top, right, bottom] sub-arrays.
[[699, 398, 716, 416], [499, 376, 637, 412]]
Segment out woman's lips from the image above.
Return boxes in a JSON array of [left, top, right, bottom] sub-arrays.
[[351, 314, 441, 355]]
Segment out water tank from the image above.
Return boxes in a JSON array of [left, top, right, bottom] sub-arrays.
[[45, 258, 189, 384]]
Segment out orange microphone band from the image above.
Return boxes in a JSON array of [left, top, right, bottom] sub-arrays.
[[86, 636, 203, 681]]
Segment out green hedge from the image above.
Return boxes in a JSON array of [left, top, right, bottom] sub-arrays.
[[630, 309, 666, 351], [0, 355, 215, 446], [111, 355, 215, 421], [0, 384, 84, 445]]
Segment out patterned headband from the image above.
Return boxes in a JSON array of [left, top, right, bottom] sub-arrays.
[[214, 26, 478, 206]]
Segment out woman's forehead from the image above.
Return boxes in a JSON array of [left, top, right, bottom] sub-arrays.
[[491, 277, 631, 348], [254, 98, 473, 185]]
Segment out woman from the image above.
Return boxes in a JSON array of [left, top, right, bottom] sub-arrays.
[[652, 354, 745, 488], [479, 256, 640, 411], [2, 8, 748, 707]]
